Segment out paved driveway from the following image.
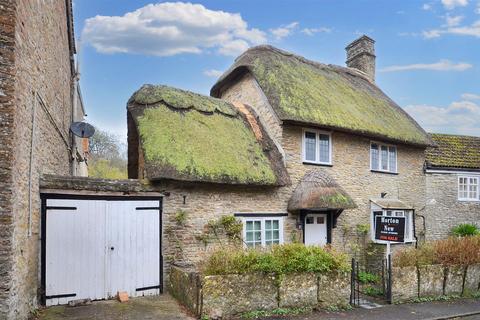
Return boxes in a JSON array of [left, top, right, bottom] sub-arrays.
[[35, 294, 194, 320]]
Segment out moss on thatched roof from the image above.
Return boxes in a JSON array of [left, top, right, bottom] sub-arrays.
[[211, 45, 433, 147], [426, 133, 480, 170], [288, 170, 356, 212], [128, 85, 289, 185]]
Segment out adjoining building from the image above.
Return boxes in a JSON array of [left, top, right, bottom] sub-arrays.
[[423, 134, 480, 240], [0, 1, 87, 318]]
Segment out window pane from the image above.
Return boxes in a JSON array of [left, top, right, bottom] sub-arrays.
[[246, 232, 253, 242], [404, 212, 410, 241], [381, 146, 389, 171], [272, 230, 279, 240], [371, 144, 379, 170], [305, 132, 316, 162], [272, 220, 279, 229], [246, 221, 253, 231], [265, 220, 271, 230], [389, 147, 397, 172], [319, 134, 330, 163], [254, 221, 261, 230], [265, 230, 272, 241], [306, 217, 314, 224]]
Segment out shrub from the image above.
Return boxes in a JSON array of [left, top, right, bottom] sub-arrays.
[[393, 236, 480, 267], [358, 271, 380, 284], [201, 243, 350, 275], [451, 224, 480, 237]]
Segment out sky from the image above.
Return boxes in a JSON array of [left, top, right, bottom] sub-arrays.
[[73, 0, 480, 141]]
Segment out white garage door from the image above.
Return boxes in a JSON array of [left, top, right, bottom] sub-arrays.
[[44, 198, 162, 306]]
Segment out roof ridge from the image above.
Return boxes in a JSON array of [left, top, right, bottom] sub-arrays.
[[429, 132, 480, 139], [239, 45, 374, 83]]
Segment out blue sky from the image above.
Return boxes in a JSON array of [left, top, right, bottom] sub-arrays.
[[73, 0, 480, 141]]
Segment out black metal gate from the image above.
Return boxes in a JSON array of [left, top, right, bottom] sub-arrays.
[[350, 254, 392, 307]]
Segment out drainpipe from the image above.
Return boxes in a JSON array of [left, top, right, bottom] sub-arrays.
[[27, 92, 37, 237], [71, 60, 79, 176]]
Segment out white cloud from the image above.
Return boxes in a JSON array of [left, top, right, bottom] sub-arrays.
[[82, 2, 266, 57], [462, 93, 480, 100], [381, 59, 473, 72], [423, 3, 433, 10], [301, 27, 332, 36], [476, 2, 480, 13], [203, 69, 223, 78], [441, 0, 469, 10], [270, 22, 299, 40], [404, 99, 480, 135], [445, 14, 464, 27], [422, 29, 443, 38]]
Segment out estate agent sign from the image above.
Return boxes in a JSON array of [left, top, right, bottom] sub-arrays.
[[375, 216, 405, 243]]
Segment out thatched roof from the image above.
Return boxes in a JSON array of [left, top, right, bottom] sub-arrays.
[[288, 170, 356, 212], [426, 133, 480, 171], [211, 45, 433, 147], [127, 85, 289, 186], [370, 199, 413, 210]]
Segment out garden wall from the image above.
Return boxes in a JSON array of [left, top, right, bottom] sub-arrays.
[[169, 266, 350, 319], [392, 264, 480, 303]]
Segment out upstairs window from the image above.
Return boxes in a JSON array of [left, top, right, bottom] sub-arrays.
[[302, 129, 332, 165], [371, 142, 397, 173], [458, 176, 479, 201]]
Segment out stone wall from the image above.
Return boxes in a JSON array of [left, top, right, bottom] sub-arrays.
[[169, 266, 350, 319], [392, 264, 480, 303], [0, 1, 76, 318], [0, 0, 18, 317], [424, 173, 480, 241]]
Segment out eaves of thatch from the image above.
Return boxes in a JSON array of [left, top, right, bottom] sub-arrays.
[[211, 45, 434, 147], [288, 170, 356, 213], [426, 133, 480, 171], [127, 84, 290, 186]]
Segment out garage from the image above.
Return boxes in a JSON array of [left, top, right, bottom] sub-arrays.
[[40, 195, 163, 306]]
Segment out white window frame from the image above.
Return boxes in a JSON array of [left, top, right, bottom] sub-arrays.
[[370, 208, 414, 243], [302, 128, 332, 165], [458, 176, 480, 201], [370, 141, 397, 173], [242, 217, 284, 248]]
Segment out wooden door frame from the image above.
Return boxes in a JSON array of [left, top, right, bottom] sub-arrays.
[[40, 193, 163, 306]]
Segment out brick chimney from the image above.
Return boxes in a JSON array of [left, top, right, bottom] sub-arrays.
[[346, 35, 376, 82]]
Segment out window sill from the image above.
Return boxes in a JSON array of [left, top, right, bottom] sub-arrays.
[[458, 199, 480, 202], [303, 161, 333, 167], [371, 170, 398, 175]]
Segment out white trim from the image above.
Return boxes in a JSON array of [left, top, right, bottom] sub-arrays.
[[241, 216, 284, 248], [370, 141, 398, 174], [458, 176, 480, 202], [426, 169, 480, 175], [302, 128, 332, 165]]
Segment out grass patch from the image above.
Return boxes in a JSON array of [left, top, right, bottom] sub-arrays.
[[241, 307, 312, 319]]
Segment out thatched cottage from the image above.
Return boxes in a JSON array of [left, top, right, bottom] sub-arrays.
[[424, 134, 480, 240], [127, 36, 435, 269]]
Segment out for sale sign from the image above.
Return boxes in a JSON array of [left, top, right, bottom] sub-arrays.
[[374, 216, 405, 243]]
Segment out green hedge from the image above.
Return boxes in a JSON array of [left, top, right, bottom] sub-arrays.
[[201, 243, 350, 275]]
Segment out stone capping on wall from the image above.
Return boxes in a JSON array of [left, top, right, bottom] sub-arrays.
[[40, 174, 165, 195], [392, 264, 480, 303], [169, 265, 350, 319]]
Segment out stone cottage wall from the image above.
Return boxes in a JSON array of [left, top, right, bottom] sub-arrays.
[[0, 0, 18, 317], [156, 127, 426, 281], [424, 173, 480, 241], [0, 1, 75, 318]]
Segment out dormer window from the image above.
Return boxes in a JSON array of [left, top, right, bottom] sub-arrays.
[[371, 142, 397, 173], [302, 129, 332, 165]]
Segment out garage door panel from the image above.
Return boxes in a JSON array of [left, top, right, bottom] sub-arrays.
[[46, 199, 107, 306]]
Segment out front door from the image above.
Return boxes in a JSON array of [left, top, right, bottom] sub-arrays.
[[304, 213, 327, 246]]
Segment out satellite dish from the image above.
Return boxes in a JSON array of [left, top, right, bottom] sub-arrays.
[[70, 121, 95, 138]]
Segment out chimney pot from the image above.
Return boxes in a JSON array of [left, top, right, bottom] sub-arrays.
[[346, 35, 376, 82]]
